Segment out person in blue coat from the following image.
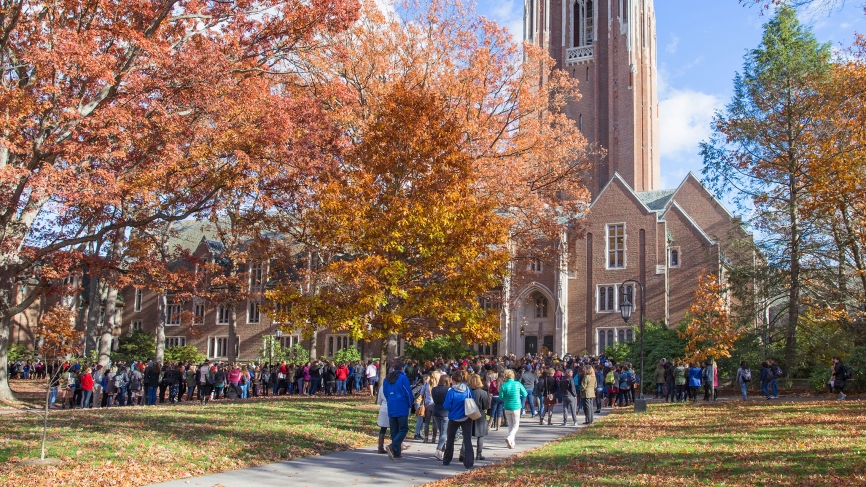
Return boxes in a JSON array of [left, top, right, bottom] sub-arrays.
[[383, 360, 413, 460], [442, 370, 475, 469], [687, 363, 703, 402]]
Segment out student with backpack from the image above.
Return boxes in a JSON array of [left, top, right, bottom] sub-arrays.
[[735, 361, 752, 401], [768, 360, 782, 399]]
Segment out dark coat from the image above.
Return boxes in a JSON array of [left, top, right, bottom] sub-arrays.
[[471, 388, 491, 438]]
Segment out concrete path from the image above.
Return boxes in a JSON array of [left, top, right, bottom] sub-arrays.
[[152, 405, 606, 487]]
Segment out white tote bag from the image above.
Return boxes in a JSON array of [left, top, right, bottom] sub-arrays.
[[464, 389, 482, 420]]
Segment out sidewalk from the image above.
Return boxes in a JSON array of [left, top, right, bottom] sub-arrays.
[[151, 405, 606, 487]]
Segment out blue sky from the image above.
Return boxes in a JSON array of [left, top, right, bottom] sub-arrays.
[[472, 0, 865, 190]]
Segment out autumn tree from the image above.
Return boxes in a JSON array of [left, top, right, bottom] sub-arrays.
[[700, 6, 832, 368], [680, 271, 744, 363], [0, 0, 360, 399], [269, 86, 512, 369]]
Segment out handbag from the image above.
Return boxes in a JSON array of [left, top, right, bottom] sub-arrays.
[[416, 404, 426, 417], [464, 389, 482, 420]]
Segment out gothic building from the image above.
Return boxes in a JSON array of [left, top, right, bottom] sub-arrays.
[[498, 0, 752, 357]]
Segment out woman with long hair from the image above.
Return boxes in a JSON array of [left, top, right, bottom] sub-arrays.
[[467, 374, 491, 461]]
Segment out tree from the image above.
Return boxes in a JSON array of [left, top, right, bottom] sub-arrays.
[[680, 272, 745, 363], [0, 0, 361, 400], [700, 5, 832, 368], [333, 346, 362, 364], [270, 0, 592, 373]]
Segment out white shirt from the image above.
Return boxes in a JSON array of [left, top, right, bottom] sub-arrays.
[[366, 364, 378, 379]]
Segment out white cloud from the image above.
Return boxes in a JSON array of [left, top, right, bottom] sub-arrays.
[[374, 0, 396, 16], [659, 88, 723, 160], [665, 34, 680, 54]]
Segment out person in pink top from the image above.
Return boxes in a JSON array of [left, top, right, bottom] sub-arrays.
[[227, 365, 242, 386]]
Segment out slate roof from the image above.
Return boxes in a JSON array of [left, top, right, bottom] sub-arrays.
[[635, 189, 676, 211]]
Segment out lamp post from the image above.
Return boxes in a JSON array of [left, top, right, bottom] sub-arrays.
[[619, 279, 647, 413]]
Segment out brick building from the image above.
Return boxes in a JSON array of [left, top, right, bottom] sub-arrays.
[[497, 0, 754, 357]]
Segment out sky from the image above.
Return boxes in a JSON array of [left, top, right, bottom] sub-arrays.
[[472, 0, 866, 190]]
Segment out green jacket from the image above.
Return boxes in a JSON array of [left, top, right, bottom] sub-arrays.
[[674, 366, 687, 386], [499, 378, 528, 411]]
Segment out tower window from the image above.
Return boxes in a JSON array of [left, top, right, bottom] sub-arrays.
[[586, 67, 590, 82], [621, 0, 628, 23], [573, 1, 594, 48], [579, 114, 583, 132]]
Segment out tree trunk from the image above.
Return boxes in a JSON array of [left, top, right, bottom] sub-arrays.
[[785, 180, 801, 369], [0, 314, 13, 402], [97, 232, 125, 369], [309, 326, 319, 360], [228, 302, 238, 364], [97, 285, 120, 369], [155, 292, 167, 364], [83, 272, 103, 357], [379, 333, 397, 383]]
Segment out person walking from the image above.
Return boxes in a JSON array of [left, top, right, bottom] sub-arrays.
[[382, 360, 413, 460], [768, 360, 782, 399], [580, 365, 597, 424], [539, 368, 557, 425], [519, 365, 537, 417], [560, 368, 578, 426], [735, 361, 751, 401], [760, 361, 772, 400], [499, 369, 528, 449], [431, 374, 451, 460], [442, 370, 474, 469], [487, 372, 504, 431], [832, 357, 849, 400], [376, 376, 390, 454], [468, 374, 491, 461]]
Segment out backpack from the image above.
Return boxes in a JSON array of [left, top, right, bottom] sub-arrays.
[[771, 365, 783, 379], [841, 366, 853, 381], [114, 372, 127, 389], [129, 372, 142, 391], [626, 372, 636, 386], [741, 369, 752, 382], [240, 373, 248, 386]]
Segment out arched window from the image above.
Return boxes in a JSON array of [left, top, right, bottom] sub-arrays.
[[579, 114, 583, 131], [574, 1, 594, 48], [535, 296, 548, 318], [586, 66, 590, 81]]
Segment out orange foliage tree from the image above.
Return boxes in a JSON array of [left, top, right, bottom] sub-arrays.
[[0, 0, 360, 399], [36, 306, 82, 361], [680, 271, 744, 363]]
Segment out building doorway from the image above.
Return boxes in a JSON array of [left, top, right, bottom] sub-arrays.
[[524, 336, 538, 355]]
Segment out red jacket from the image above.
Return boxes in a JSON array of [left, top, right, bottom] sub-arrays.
[[335, 366, 349, 381], [80, 373, 94, 391]]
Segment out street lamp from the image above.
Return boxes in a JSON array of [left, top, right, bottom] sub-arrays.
[[619, 279, 647, 413]]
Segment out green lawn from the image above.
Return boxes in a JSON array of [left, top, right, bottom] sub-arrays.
[[0, 396, 378, 487], [428, 401, 866, 487]]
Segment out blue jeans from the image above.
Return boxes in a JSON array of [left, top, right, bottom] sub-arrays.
[[388, 416, 410, 457], [354, 375, 362, 391], [81, 390, 92, 408], [336, 380, 346, 395], [490, 396, 504, 422], [117, 386, 127, 406], [308, 379, 319, 396], [656, 383, 665, 397], [761, 381, 771, 398], [240, 383, 249, 399], [433, 416, 448, 450], [739, 380, 748, 400], [521, 388, 536, 415], [297, 379, 305, 395], [146, 386, 157, 405], [273, 381, 280, 395], [770, 379, 778, 397], [49, 387, 58, 407]]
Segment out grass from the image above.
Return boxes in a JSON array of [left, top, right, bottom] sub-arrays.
[[0, 394, 379, 487], [427, 401, 866, 487]]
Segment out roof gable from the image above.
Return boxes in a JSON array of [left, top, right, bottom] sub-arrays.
[[662, 201, 717, 246], [591, 172, 655, 215]]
